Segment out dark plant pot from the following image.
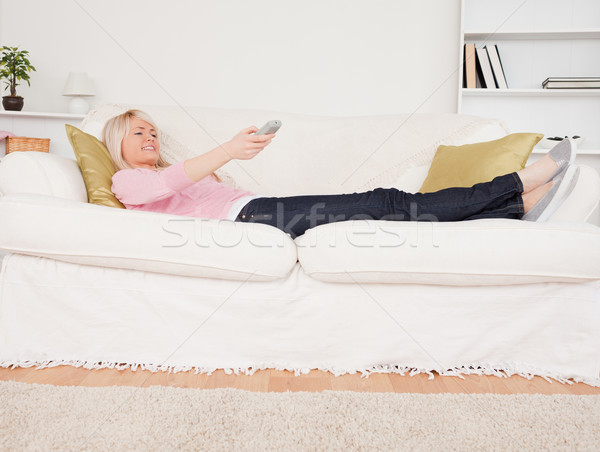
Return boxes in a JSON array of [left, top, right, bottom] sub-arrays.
[[2, 96, 24, 111]]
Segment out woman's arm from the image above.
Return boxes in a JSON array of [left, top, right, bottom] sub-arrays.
[[112, 162, 195, 205], [183, 127, 275, 182], [112, 127, 275, 206]]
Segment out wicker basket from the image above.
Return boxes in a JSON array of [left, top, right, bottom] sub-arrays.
[[5, 136, 50, 154]]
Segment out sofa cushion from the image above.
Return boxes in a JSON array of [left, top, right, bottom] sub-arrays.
[[0, 193, 298, 281], [388, 121, 509, 193], [419, 133, 543, 193], [65, 124, 125, 209], [0, 151, 87, 202], [295, 217, 600, 286]]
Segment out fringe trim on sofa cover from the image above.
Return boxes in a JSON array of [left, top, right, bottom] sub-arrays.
[[2, 360, 598, 387]]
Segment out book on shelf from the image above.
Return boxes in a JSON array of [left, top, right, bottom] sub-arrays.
[[463, 43, 476, 88], [542, 77, 600, 89], [475, 46, 496, 89], [485, 45, 508, 89]]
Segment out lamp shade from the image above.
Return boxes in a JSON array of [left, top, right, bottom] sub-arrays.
[[62, 72, 95, 96]]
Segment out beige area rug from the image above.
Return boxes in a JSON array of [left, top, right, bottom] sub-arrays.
[[1, 381, 599, 451]]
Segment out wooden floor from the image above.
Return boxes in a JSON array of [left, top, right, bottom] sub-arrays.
[[1, 366, 599, 394]]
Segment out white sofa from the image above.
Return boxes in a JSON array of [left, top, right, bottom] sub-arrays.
[[0, 104, 599, 384]]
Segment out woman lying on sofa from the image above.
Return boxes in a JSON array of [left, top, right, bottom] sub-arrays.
[[106, 109, 578, 238]]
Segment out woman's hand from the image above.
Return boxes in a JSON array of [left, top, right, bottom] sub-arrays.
[[223, 127, 276, 160], [183, 126, 276, 182]]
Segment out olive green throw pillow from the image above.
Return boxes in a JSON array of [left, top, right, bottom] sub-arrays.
[[419, 133, 543, 193], [65, 124, 125, 209]]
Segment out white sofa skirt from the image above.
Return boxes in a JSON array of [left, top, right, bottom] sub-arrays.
[[1, 253, 598, 385]]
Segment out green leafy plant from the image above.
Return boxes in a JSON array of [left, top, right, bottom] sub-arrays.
[[0, 46, 36, 97]]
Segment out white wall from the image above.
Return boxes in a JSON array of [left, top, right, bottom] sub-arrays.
[[0, 0, 460, 116]]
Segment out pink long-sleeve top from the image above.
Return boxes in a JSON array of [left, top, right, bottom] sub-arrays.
[[111, 161, 257, 220]]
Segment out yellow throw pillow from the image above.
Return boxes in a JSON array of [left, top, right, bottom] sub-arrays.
[[419, 133, 543, 193], [65, 124, 125, 209]]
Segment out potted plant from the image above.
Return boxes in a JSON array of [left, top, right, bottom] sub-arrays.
[[0, 46, 36, 111]]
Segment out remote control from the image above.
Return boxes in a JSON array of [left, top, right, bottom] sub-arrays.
[[255, 120, 282, 135]]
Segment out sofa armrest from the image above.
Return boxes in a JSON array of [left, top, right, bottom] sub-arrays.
[[0, 152, 87, 202], [551, 165, 600, 223]]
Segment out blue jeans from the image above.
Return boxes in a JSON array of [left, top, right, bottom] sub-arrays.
[[236, 173, 524, 238]]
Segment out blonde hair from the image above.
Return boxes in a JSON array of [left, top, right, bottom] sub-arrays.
[[102, 109, 171, 171]]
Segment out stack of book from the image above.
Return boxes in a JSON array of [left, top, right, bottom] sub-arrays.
[[542, 77, 600, 89], [463, 43, 508, 89]]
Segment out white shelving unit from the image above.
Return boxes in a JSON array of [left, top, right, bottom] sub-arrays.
[[458, 0, 600, 153], [462, 88, 600, 98], [0, 110, 85, 159], [458, 0, 600, 225], [465, 30, 600, 41], [0, 111, 85, 120]]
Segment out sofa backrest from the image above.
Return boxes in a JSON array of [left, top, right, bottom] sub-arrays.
[[0, 151, 87, 202], [81, 104, 508, 197]]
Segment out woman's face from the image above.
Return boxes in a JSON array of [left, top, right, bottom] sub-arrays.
[[121, 117, 160, 169]]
